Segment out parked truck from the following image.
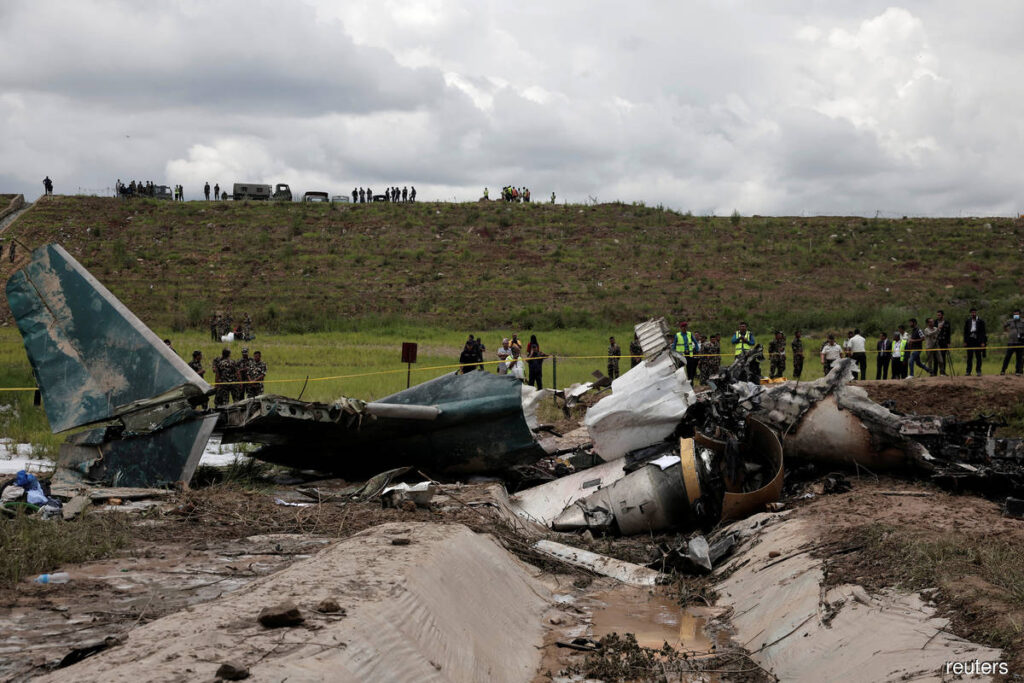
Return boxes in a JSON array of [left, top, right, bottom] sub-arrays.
[[232, 183, 271, 201]]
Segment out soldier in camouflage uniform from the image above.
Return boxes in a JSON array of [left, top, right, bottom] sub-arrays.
[[607, 337, 621, 380], [189, 350, 209, 408], [768, 331, 787, 379], [210, 312, 219, 341], [212, 348, 237, 406], [233, 348, 251, 402], [246, 351, 267, 398], [791, 330, 804, 378], [699, 334, 721, 383], [188, 350, 205, 378], [629, 332, 643, 368], [241, 312, 253, 341]]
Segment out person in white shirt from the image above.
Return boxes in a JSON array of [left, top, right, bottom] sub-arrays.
[[821, 334, 844, 375], [848, 329, 867, 379], [496, 338, 512, 375]]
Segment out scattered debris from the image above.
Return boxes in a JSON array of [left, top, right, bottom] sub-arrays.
[[381, 481, 437, 508], [56, 635, 125, 669], [272, 498, 312, 508], [532, 540, 666, 586], [315, 599, 343, 614], [257, 602, 304, 628], [215, 661, 250, 681]]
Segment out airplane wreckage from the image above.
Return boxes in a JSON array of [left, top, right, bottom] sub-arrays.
[[7, 244, 1024, 538]]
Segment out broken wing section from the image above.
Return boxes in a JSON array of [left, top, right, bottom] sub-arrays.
[[6, 244, 211, 433]]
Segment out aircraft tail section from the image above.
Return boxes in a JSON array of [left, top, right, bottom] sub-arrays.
[[6, 243, 211, 433]]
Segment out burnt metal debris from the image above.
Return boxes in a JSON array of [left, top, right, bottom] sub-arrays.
[[6, 245, 1024, 535]]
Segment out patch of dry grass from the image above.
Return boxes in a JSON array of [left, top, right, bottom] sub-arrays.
[[0, 513, 131, 585]]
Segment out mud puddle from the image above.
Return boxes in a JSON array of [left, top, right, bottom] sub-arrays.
[[588, 585, 721, 654]]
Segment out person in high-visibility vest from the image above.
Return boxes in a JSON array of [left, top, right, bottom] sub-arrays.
[[674, 321, 699, 382], [731, 322, 760, 379], [890, 326, 907, 379], [731, 322, 755, 356]]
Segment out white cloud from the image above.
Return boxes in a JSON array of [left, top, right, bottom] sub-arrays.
[[0, 1, 1023, 214]]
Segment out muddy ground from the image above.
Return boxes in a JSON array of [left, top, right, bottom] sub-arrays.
[[1, 376, 1023, 681]]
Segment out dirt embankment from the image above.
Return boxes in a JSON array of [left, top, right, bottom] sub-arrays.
[[856, 374, 1024, 425]]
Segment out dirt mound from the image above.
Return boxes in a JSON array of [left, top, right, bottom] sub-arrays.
[[856, 374, 1024, 425]]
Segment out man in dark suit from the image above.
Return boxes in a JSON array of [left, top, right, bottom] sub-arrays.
[[876, 332, 891, 379], [963, 308, 987, 376]]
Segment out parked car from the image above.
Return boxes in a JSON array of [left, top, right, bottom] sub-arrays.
[[303, 191, 329, 203], [331, 195, 350, 204]]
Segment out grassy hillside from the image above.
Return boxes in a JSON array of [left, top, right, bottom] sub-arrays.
[[2, 196, 1022, 337]]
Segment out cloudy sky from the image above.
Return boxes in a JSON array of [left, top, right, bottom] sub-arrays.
[[1, 1, 1021, 215]]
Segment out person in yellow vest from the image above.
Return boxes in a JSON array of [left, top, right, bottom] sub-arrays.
[[890, 326, 907, 379], [731, 321, 760, 379], [731, 322, 755, 356], [674, 321, 699, 382]]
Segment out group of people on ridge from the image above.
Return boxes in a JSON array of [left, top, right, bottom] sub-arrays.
[[351, 186, 416, 203]]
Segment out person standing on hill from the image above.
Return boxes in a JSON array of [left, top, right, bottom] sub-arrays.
[[876, 332, 891, 380], [607, 337, 621, 380], [964, 308, 987, 376], [204, 182, 210, 200], [1001, 309, 1024, 375], [526, 335, 546, 389], [768, 331, 786, 379], [629, 332, 643, 368], [214, 183, 220, 200], [42, 176, 53, 195], [791, 330, 805, 379]]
